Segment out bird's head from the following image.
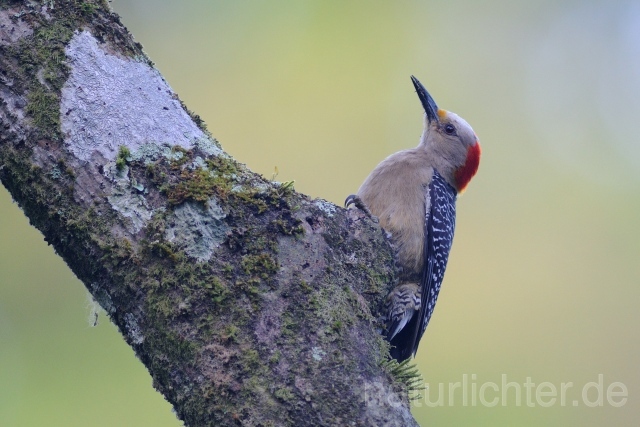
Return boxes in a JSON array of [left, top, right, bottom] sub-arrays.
[[411, 76, 481, 193]]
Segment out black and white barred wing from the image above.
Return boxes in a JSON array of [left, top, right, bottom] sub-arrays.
[[412, 170, 457, 356]]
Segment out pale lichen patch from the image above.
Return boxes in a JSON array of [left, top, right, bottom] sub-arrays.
[[124, 313, 144, 345], [311, 346, 326, 361], [61, 31, 206, 162], [164, 198, 228, 262], [128, 142, 194, 165], [190, 156, 207, 170], [129, 143, 165, 164], [313, 199, 337, 217], [231, 181, 270, 194], [193, 136, 223, 157], [104, 161, 154, 233]]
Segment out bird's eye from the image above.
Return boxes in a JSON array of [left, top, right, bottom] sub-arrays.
[[444, 123, 456, 135]]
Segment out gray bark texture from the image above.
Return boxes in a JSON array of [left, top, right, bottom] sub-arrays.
[[0, 1, 419, 426]]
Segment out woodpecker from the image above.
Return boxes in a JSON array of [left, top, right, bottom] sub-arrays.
[[346, 76, 481, 362]]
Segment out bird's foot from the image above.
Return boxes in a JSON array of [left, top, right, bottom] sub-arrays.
[[345, 194, 377, 222]]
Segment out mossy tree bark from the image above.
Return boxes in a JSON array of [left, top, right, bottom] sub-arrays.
[[0, 1, 419, 426]]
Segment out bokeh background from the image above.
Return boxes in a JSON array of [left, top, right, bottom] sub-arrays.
[[1, 0, 639, 425]]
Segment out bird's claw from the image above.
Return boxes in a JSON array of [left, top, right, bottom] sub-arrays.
[[345, 194, 377, 222]]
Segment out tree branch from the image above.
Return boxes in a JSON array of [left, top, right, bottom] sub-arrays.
[[0, 1, 418, 425]]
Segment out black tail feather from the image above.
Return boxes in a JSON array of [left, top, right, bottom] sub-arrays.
[[388, 313, 420, 362]]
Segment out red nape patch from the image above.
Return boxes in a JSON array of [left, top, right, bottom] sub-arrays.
[[455, 142, 481, 192]]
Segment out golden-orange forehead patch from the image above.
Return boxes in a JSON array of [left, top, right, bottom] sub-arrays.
[[437, 109, 448, 119]]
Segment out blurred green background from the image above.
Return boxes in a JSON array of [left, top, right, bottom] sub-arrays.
[[1, 0, 639, 425]]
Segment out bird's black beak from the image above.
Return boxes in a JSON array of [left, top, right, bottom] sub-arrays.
[[411, 75, 439, 125]]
